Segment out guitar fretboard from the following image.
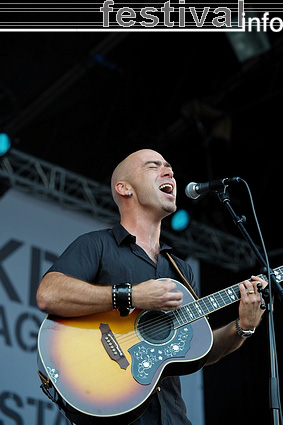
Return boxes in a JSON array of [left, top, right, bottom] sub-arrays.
[[170, 265, 283, 328]]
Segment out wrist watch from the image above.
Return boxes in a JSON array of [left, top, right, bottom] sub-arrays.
[[235, 318, 256, 338]]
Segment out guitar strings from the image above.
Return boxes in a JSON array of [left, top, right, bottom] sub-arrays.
[[115, 311, 177, 345], [115, 298, 204, 345], [115, 307, 195, 345], [115, 286, 242, 345], [114, 299, 205, 345]]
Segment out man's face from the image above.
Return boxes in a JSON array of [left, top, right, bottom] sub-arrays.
[[129, 150, 177, 217]]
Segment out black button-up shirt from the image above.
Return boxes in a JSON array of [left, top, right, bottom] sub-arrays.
[[48, 223, 196, 425]]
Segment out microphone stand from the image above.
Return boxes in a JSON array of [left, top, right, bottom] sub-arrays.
[[216, 190, 282, 425]]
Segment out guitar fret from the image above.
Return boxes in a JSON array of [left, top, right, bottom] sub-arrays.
[[258, 273, 268, 283], [194, 301, 204, 317], [217, 291, 226, 306], [274, 268, 283, 282], [276, 266, 283, 279], [207, 295, 219, 310], [224, 286, 240, 303], [197, 298, 210, 316], [184, 305, 195, 321], [173, 308, 184, 326], [188, 303, 199, 319], [214, 292, 225, 307], [253, 267, 283, 285], [172, 309, 183, 326], [179, 306, 189, 323], [203, 297, 213, 313], [174, 305, 193, 326]]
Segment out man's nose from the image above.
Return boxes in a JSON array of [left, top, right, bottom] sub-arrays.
[[162, 167, 174, 178]]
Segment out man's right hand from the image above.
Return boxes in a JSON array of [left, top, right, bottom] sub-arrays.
[[132, 279, 183, 311]]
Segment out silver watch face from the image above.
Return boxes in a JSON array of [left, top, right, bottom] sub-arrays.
[[236, 319, 255, 337], [240, 328, 256, 338], [241, 330, 253, 336]]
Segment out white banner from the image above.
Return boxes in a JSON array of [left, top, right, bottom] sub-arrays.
[[0, 189, 108, 425]]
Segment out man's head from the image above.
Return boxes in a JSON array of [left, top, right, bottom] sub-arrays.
[[111, 149, 177, 220]]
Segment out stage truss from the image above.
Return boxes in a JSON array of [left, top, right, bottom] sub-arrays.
[[0, 148, 256, 271]]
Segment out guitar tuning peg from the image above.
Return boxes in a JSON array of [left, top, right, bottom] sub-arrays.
[[257, 282, 266, 310]]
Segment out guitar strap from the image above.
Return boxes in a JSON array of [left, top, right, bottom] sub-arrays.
[[166, 252, 199, 300]]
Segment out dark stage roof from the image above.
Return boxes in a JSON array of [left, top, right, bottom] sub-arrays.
[[1, 32, 283, 263]]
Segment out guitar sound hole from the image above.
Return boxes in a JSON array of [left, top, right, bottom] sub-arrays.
[[137, 311, 175, 344]]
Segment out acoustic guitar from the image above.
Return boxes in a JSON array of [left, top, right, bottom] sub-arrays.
[[37, 268, 283, 424]]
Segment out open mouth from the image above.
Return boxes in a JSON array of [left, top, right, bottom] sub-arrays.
[[159, 183, 174, 195]]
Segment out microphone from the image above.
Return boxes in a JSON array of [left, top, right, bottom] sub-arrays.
[[185, 177, 240, 200]]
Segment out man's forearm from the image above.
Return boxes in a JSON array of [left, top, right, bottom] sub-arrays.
[[36, 272, 113, 317], [205, 320, 245, 365]]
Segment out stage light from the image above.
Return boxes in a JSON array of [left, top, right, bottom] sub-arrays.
[[0, 133, 11, 157], [171, 209, 190, 232], [226, 15, 270, 63]]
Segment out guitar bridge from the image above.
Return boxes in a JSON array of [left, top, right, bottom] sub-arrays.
[[100, 323, 129, 370]]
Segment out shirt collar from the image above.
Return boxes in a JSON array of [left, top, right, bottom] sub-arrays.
[[112, 223, 172, 252], [112, 223, 136, 245]]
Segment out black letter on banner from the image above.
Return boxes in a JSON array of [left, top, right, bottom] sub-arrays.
[[0, 305, 12, 346], [0, 240, 23, 303], [0, 391, 23, 425], [15, 313, 41, 352], [27, 398, 53, 425], [29, 248, 58, 307]]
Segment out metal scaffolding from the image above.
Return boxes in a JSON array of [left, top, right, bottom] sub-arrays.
[[0, 148, 256, 271]]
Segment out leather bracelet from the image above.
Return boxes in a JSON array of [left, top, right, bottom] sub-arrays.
[[112, 283, 132, 316], [112, 285, 118, 310]]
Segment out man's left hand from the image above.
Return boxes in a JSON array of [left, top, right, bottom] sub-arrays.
[[238, 275, 267, 331]]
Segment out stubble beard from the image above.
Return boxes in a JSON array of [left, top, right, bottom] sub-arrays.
[[161, 203, 177, 216]]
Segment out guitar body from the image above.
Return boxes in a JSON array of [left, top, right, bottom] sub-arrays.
[[37, 280, 213, 424]]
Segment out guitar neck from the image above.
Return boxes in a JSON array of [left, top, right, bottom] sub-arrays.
[[172, 265, 283, 327]]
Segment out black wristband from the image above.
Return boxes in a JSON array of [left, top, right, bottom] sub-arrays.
[[112, 285, 118, 310], [112, 283, 132, 317]]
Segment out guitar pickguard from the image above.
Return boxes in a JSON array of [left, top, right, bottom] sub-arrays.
[[129, 325, 193, 385]]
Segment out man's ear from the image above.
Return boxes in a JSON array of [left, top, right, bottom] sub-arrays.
[[115, 181, 132, 197]]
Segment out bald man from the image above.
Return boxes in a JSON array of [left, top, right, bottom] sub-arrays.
[[37, 149, 266, 425]]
